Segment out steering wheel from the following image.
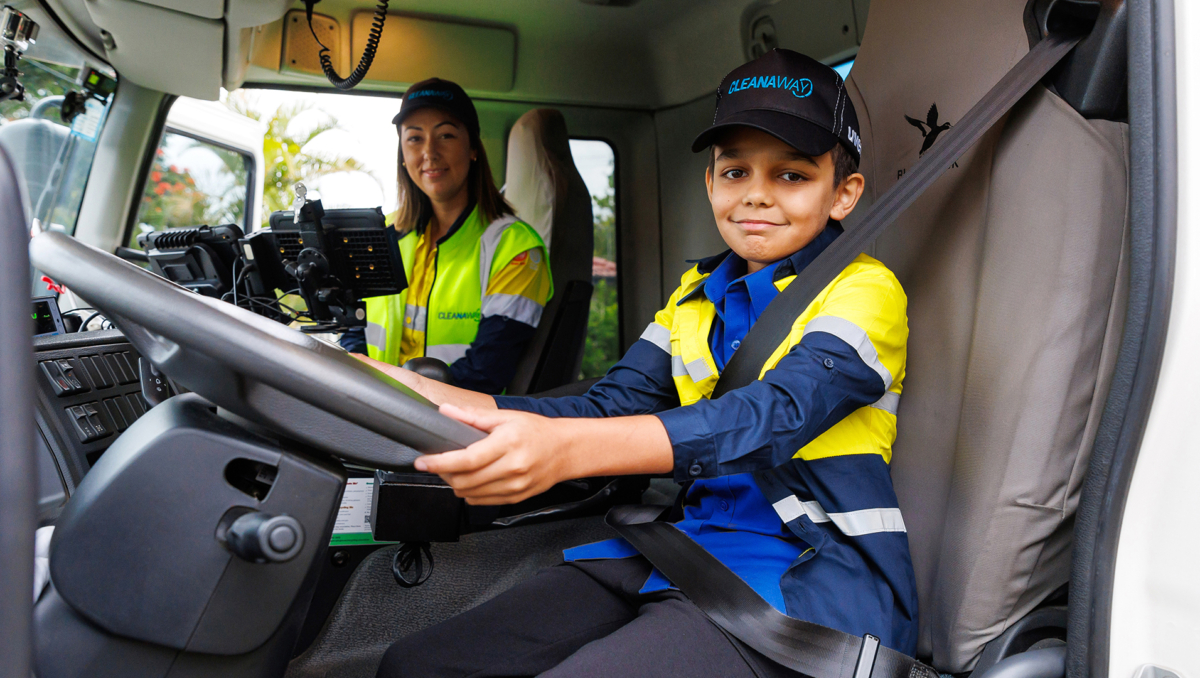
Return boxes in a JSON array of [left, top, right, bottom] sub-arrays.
[[29, 231, 485, 468]]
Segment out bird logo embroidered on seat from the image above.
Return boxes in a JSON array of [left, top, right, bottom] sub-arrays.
[[904, 103, 952, 156]]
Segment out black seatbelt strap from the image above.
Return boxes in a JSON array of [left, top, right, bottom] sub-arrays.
[[608, 506, 934, 678], [710, 33, 1081, 398]]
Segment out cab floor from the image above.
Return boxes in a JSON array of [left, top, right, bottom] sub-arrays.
[[287, 515, 616, 678]]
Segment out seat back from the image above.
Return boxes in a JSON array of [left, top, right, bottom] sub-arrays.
[[844, 0, 1129, 670], [504, 109, 595, 394]]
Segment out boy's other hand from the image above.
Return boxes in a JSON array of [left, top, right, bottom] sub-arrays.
[[416, 404, 577, 505]]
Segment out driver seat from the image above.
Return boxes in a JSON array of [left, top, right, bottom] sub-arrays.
[[503, 108, 595, 395], [844, 0, 1129, 671]]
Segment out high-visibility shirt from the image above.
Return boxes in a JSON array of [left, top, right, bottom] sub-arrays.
[[497, 224, 918, 655], [362, 203, 552, 393]]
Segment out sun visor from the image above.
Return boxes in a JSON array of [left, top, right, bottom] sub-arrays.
[[83, 0, 224, 99]]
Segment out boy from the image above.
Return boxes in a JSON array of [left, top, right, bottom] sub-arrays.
[[363, 48, 917, 678]]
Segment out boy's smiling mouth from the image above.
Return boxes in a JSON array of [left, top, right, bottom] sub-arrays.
[[734, 218, 787, 232]]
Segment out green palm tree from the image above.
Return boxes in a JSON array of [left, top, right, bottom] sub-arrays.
[[226, 94, 377, 224]]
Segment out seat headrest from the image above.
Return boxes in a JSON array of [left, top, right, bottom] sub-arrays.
[[849, 0, 1031, 209], [505, 109, 577, 252]]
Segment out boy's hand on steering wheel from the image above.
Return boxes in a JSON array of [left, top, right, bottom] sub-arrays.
[[416, 404, 578, 505]]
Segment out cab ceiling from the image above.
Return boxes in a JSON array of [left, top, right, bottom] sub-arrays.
[[44, 0, 865, 109]]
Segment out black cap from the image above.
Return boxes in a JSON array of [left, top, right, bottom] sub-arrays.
[[392, 78, 480, 138], [692, 49, 861, 164]]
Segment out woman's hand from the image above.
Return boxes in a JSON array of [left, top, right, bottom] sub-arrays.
[[415, 404, 579, 505], [415, 404, 676, 505]]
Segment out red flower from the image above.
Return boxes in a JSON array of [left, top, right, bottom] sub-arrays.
[[173, 182, 185, 192], [169, 165, 179, 173], [154, 183, 168, 195], [150, 171, 162, 182]]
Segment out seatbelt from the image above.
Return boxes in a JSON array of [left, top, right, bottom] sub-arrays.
[[711, 33, 1081, 399], [608, 506, 932, 678], [608, 33, 1083, 678]]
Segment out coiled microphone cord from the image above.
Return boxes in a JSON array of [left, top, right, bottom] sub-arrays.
[[304, 0, 389, 91]]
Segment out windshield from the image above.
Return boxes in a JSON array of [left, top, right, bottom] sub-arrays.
[[0, 5, 116, 238]]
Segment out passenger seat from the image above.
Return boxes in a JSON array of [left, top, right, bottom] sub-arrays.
[[845, 0, 1129, 671], [504, 109, 595, 394]]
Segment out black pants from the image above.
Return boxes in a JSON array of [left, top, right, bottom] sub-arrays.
[[376, 556, 800, 678]]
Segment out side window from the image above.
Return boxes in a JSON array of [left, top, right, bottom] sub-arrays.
[[129, 130, 253, 249], [569, 139, 619, 379]]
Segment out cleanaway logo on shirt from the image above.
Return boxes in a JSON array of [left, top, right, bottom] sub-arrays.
[[437, 310, 482, 322], [727, 75, 813, 98]]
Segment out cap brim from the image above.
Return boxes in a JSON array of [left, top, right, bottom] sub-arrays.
[[391, 99, 455, 126], [691, 109, 840, 160]]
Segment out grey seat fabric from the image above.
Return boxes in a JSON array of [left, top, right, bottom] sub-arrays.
[[504, 109, 595, 394], [845, 0, 1129, 671]]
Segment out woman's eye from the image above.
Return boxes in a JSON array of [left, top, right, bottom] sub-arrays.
[[406, 136, 422, 143]]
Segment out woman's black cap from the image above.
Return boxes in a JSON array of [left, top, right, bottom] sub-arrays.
[[692, 49, 862, 165], [392, 78, 480, 138]]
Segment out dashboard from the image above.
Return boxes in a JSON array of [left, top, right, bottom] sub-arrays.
[[32, 328, 155, 524]]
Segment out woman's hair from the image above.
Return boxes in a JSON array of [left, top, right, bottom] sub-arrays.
[[393, 119, 513, 234]]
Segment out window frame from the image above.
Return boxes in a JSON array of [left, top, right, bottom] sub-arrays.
[[126, 123, 258, 247], [568, 135, 624, 370], [123, 101, 259, 248]]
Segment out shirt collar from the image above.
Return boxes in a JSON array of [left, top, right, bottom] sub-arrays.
[[418, 199, 477, 244], [680, 221, 844, 306]]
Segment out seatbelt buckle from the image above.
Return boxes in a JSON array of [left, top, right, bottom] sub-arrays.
[[852, 634, 880, 678]]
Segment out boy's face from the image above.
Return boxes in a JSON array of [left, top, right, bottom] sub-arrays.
[[706, 128, 864, 273]]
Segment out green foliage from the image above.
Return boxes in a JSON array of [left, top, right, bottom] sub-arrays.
[[226, 95, 374, 224], [0, 59, 76, 124], [131, 140, 249, 247], [580, 278, 619, 379], [580, 158, 620, 380]]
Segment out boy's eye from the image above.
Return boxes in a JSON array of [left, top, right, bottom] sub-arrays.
[[781, 171, 806, 182], [721, 168, 747, 179]]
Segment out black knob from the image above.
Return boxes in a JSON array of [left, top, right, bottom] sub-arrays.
[[225, 512, 304, 563]]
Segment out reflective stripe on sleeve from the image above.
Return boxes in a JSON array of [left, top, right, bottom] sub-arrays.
[[426, 343, 470, 364], [771, 495, 907, 536], [365, 321, 387, 350], [672, 354, 714, 382], [802, 315, 894, 389], [403, 304, 427, 331], [478, 216, 521, 293], [639, 322, 671, 354], [870, 391, 900, 415], [481, 293, 544, 326]]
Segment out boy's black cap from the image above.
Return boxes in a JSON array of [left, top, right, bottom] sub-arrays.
[[692, 49, 862, 165], [392, 78, 480, 138]]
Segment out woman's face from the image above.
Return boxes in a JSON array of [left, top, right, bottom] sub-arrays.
[[399, 108, 475, 205]]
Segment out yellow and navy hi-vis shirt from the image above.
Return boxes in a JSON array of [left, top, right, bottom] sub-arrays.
[[496, 224, 919, 655], [349, 203, 552, 394]]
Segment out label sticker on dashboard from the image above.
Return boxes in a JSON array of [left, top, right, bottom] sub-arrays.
[[330, 477, 394, 546]]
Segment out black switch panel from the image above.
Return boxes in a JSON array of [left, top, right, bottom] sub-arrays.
[[40, 360, 85, 396], [82, 355, 113, 389], [82, 403, 109, 438], [67, 405, 100, 443]]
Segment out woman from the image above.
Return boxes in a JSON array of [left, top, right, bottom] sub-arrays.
[[341, 78, 552, 394]]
